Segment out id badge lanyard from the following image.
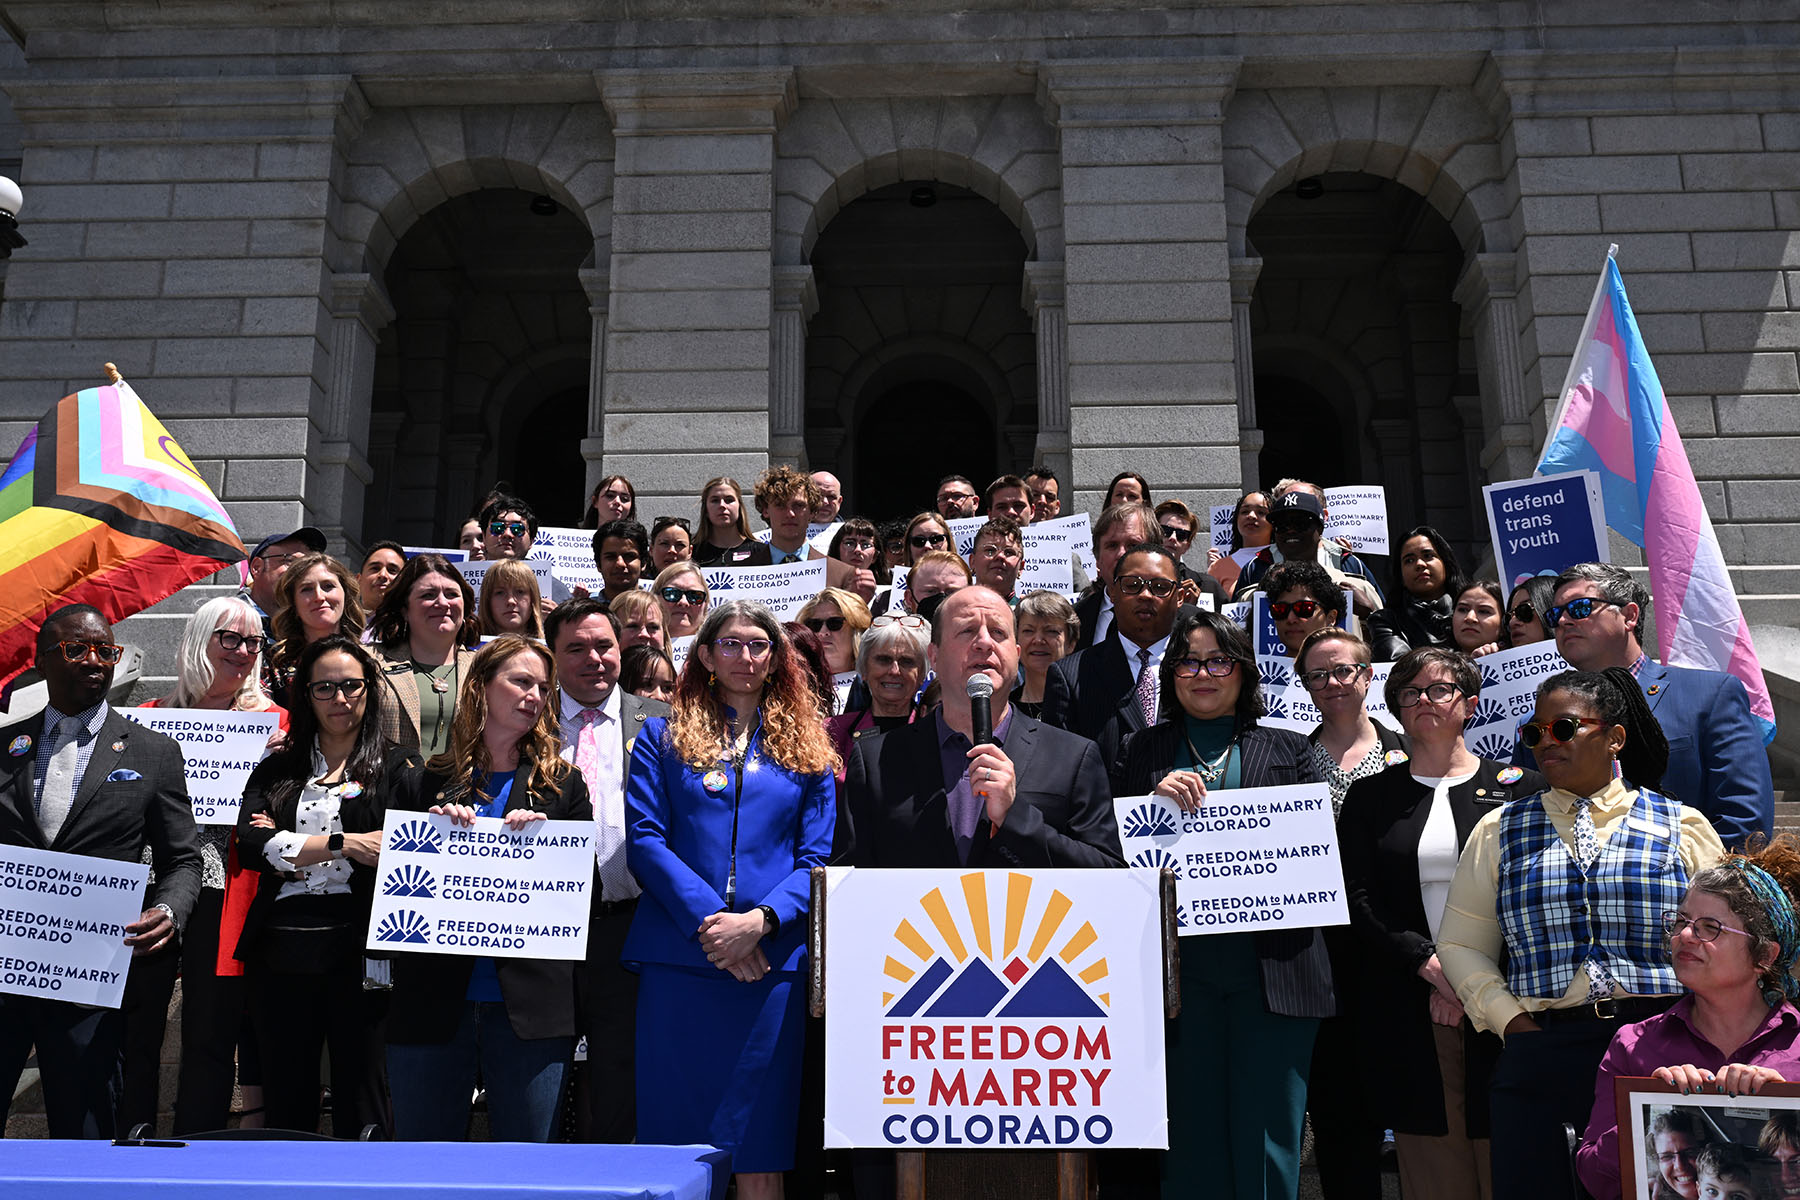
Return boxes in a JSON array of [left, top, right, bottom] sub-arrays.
[[722, 711, 763, 912]]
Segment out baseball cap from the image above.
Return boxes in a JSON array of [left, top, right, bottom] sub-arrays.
[[249, 527, 327, 560]]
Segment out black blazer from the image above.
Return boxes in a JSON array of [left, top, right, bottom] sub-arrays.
[[1071, 586, 1106, 653], [1366, 595, 1454, 662], [0, 707, 201, 930], [1115, 720, 1334, 1020], [1040, 634, 1147, 781], [383, 756, 594, 1043], [835, 709, 1123, 869], [232, 750, 389, 964], [1335, 757, 1545, 1135]]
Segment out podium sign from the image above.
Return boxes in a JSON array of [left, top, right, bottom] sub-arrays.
[[822, 867, 1167, 1150]]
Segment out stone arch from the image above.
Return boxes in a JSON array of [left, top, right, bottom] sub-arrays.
[[332, 104, 616, 275], [840, 332, 1019, 434], [1222, 86, 1509, 260], [774, 94, 1062, 266]]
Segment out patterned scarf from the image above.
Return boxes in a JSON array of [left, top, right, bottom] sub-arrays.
[[1730, 859, 1800, 1005]]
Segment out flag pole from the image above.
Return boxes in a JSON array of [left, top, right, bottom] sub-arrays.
[[1536, 243, 1619, 473], [102, 362, 122, 384]]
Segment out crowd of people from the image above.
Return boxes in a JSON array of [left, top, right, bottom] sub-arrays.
[[0, 460, 1787, 1200]]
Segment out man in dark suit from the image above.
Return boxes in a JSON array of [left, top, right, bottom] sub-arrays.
[[1072, 501, 1223, 651], [1043, 543, 1191, 779], [1518, 561, 1773, 848], [0, 604, 200, 1138], [547, 598, 669, 1144], [837, 585, 1122, 868]]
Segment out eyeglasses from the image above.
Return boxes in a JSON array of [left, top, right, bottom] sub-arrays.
[[1519, 716, 1605, 747], [1172, 655, 1238, 678], [660, 587, 706, 606], [1393, 682, 1466, 708], [804, 617, 846, 633], [937, 492, 975, 505], [487, 521, 527, 537], [713, 637, 773, 660], [1269, 599, 1322, 620], [1507, 602, 1537, 625], [975, 544, 1021, 561], [1159, 525, 1194, 543], [1661, 911, 1753, 943], [1117, 577, 1177, 598], [910, 533, 947, 549], [308, 678, 369, 701], [1299, 663, 1368, 691], [871, 613, 929, 631], [1544, 597, 1617, 629], [213, 630, 267, 654], [54, 641, 125, 665], [840, 539, 876, 553]]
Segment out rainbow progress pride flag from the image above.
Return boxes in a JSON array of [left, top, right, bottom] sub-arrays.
[[1538, 248, 1775, 743], [0, 380, 245, 688]]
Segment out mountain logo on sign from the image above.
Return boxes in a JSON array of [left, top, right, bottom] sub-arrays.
[[1130, 847, 1180, 870], [881, 873, 1109, 1021], [383, 864, 436, 898], [1264, 695, 1290, 721], [1470, 699, 1508, 727], [707, 572, 733, 591], [1479, 661, 1503, 690], [1472, 732, 1516, 760], [1122, 804, 1177, 839], [375, 910, 431, 944], [388, 820, 443, 854], [1259, 661, 1291, 689]]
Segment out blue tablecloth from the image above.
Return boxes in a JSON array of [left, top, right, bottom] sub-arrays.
[[1, 1142, 730, 1200]]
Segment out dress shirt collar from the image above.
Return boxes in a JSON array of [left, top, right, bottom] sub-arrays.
[[933, 704, 1014, 750], [42, 699, 108, 741], [1116, 630, 1170, 664], [559, 685, 618, 726], [1661, 993, 1800, 1058], [1542, 775, 1633, 815]]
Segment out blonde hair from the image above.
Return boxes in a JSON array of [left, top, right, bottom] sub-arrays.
[[668, 601, 839, 777], [798, 586, 873, 660], [171, 596, 275, 711], [426, 636, 572, 805], [476, 558, 544, 640]]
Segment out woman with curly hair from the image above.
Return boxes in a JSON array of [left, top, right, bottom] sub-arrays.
[[1578, 833, 1800, 1199], [624, 600, 837, 1199], [383, 635, 593, 1142]]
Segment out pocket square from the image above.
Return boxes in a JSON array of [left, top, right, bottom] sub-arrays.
[[106, 768, 142, 782]]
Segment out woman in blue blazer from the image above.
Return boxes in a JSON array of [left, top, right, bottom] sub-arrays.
[[625, 600, 837, 1199]]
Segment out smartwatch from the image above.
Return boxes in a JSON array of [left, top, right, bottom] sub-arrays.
[[327, 832, 346, 857], [757, 905, 779, 937]]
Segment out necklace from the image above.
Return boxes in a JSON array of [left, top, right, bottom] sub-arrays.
[[410, 651, 458, 695], [1183, 730, 1235, 784]]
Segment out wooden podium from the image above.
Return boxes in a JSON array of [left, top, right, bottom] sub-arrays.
[[809, 867, 1182, 1200]]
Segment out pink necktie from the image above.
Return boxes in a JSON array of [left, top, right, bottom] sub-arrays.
[[575, 707, 604, 792]]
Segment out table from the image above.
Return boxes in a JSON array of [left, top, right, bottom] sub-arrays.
[[0, 1141, 730, 1200]]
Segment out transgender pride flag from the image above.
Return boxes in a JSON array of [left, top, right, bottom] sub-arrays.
[[1538, 246, 1776, 743]]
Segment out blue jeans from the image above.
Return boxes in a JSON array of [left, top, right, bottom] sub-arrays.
[[387, 1002, 572, 1142]]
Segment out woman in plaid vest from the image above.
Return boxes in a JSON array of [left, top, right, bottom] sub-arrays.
[[1438, 667, 1726, 1200]]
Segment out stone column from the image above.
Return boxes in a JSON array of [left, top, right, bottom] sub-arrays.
[[1229, 256, 1264, 491], [573, 263, 610, 501], [598, 67, 795, 518], [770, 264, 816, 467], [1038, 58, 1242, 517], [1370, 417, 1420, 543], [318, 271, 394, 554], [1453, 251, 1538, 483], [1022, 261, 1071, 481]]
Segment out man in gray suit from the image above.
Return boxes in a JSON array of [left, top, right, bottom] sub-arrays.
[[0, 604, 200, 1138], [547, 598, 669, 1143]]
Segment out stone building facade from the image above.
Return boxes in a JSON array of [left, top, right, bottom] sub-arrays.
[[0, 3, 1796, 631]]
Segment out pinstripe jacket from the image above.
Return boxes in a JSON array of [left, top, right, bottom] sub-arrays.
[[1116, 719, 1336, 1019]]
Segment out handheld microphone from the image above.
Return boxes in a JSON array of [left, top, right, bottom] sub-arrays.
[[967, 674, 995, 747]]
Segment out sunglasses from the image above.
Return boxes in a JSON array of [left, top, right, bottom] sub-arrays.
[[54, 640, 125, 665], [1299, 662, 1368, 691], [1543, 597, 1616, 629], [713, 637, 772, 660], [1269, 599, 1322, 620], [1159, 525, 1194, 543], [660, 587, 706, 606], [910, 533, 947, 549], [1172, 655, 1237, 678], [1507, 602, 1537, 625], [1117, 577, 1176, 598], [213, 630, 267, 654], [804, 616, 846, 633], [1519, 716, 1605, 747], [487, 521, 527, 537], [308, 678, 369, 701]]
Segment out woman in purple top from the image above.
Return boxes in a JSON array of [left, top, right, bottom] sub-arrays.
[[1578, 836, 1800, 1199]]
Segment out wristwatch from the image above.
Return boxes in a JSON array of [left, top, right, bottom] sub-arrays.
[[327, 832, 346, 857], [757, 905, 779, 937]]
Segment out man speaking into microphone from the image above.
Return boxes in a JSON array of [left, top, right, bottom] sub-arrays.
[[837, 585, 1122, 868]]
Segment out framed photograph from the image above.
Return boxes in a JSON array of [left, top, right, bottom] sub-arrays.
[[1615, 1075, 1800, 1199]]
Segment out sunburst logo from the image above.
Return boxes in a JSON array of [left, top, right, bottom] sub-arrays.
[[1121, 804, 1176, 839], [374, 909, 431, 944], [1470, 698, 1507, 727], [1472, 732, 1515, 761], [1259, 661, 1291, 689], [1129, 847, 1179, 871], [388, 820, 443, 854], [383, 864, 436, 898], [882, 873, 1107, 1020]]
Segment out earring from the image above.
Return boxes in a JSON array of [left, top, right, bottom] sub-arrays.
[[709, 672, 717, 688]]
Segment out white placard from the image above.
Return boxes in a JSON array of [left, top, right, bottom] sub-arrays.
[[403, 545, 467, 562], [1460, 642, 1573, 760], [123, 707, 280, 826], [700, 559, 827, 622], [1020, 514, 1092, 597], [1209, 505, 1235, 553], [755, 522, 840, 555], [1323, 486, 1389, 556], [890, 566, 910, 597], [823, 867, 1168, 1150], [669, 635, 696, 674], [945, 516, 986, 560], [455, 557, 556, 605], [366, 811, 594, 960], [1113, 785, 1348, 934], [0, 844, 148, 1007], [1254, 659, 1402, 737], [528, 525, 606, 601], [832, 670, 857, 714]]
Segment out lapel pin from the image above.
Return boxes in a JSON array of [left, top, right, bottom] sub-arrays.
[[703, 769, 729, 795], [1475, 788, 1487, 797], [1497, 766, 1524, 785], [7, 734, 31, 756], [111, 739, 125, 752], [1647, 684, 1661, 696]]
